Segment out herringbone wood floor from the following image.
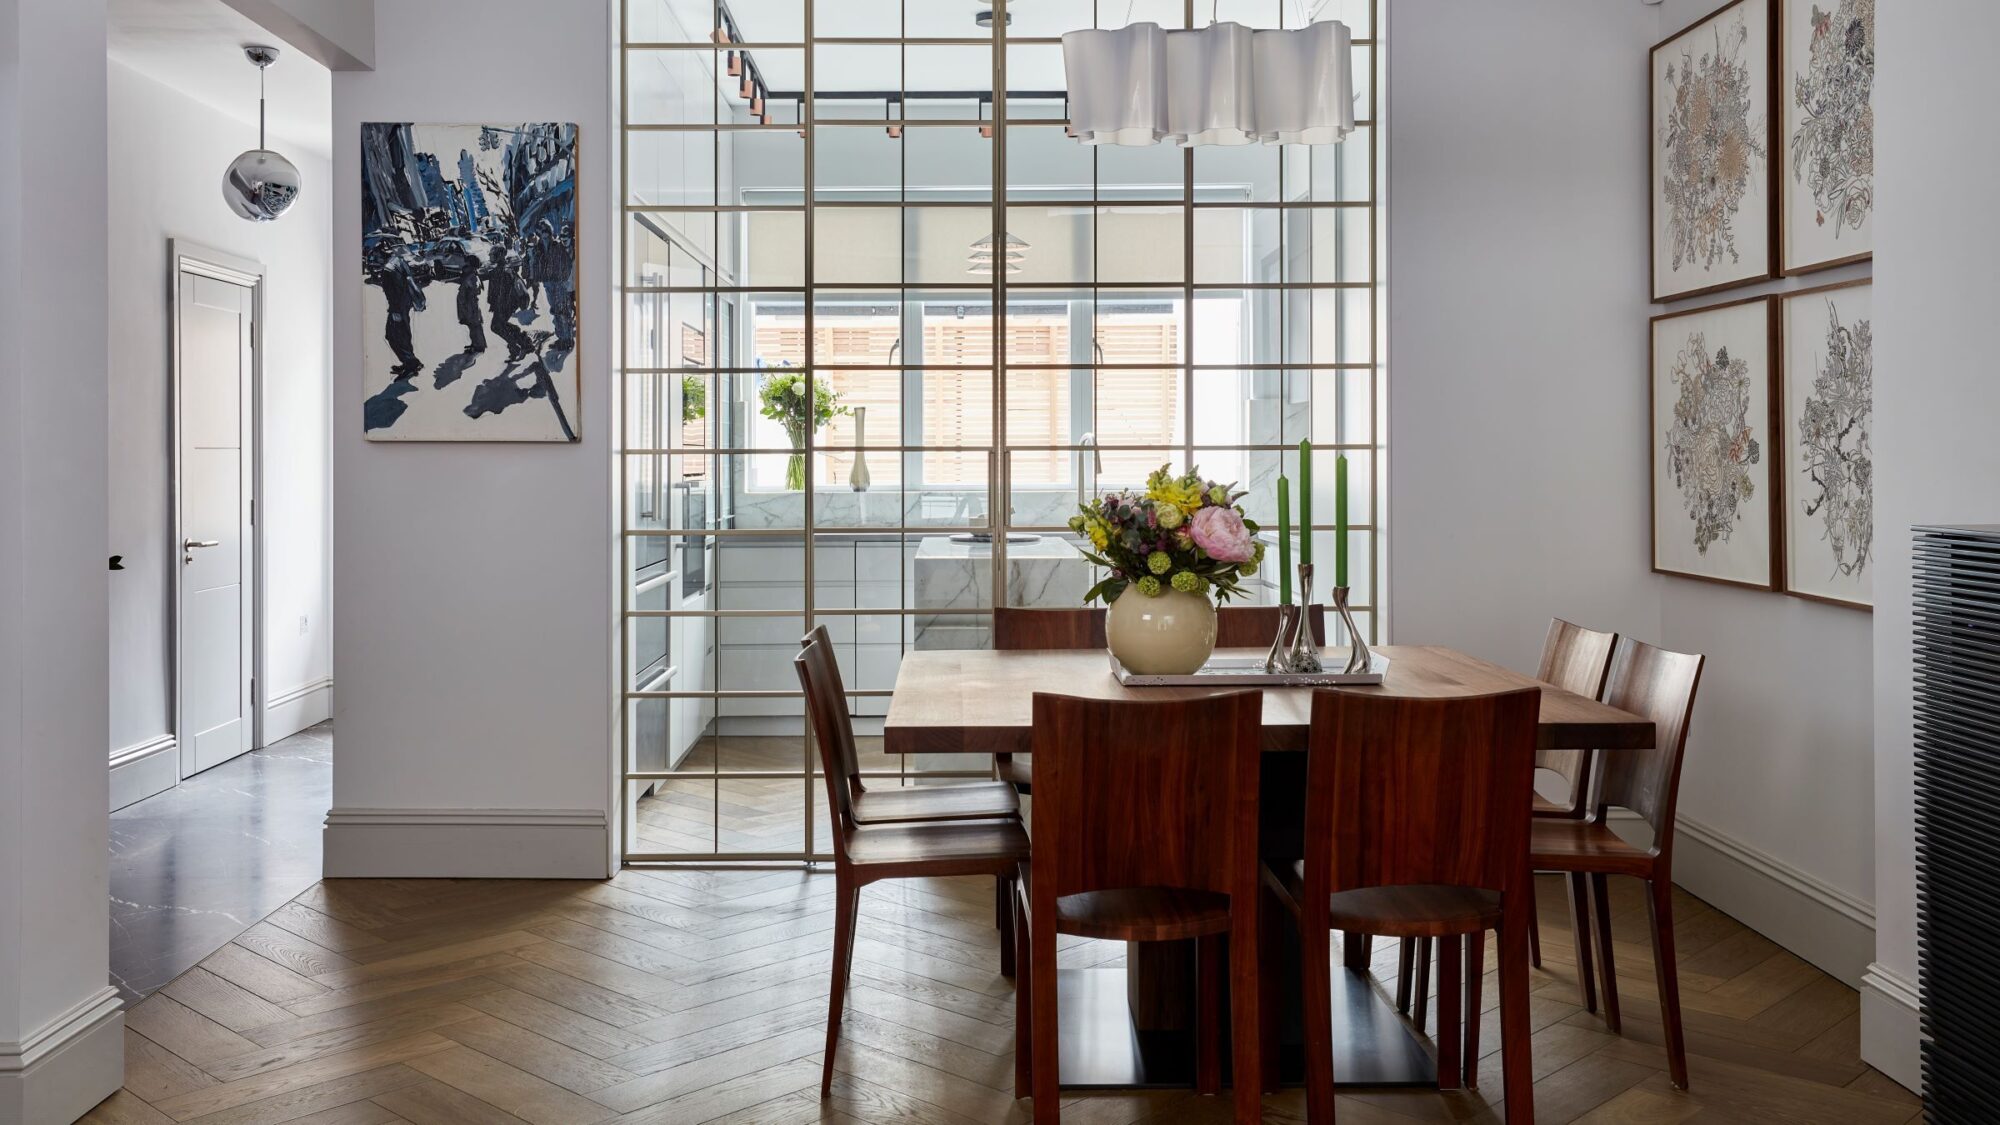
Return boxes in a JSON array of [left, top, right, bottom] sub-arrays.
[[87, 870, 1920, 1124]]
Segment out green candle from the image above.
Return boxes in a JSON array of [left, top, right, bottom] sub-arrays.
[[1276, 476, 1292, 605], [1334, 454, 1349, 589], [1297, 439, 1312, 568]]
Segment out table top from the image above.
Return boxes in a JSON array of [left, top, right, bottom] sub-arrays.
[[883, 645, 1655, 755]]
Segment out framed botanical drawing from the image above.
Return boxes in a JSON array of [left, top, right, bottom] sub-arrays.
[[1651, 0, 1777, 302], [1651, 295, 1782, 589], [1780, 280, 1872, 607], [1779, 0, 1874, 274]]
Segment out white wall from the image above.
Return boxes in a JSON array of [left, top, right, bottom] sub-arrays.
[[327, 0, 615, 878], [0, 0, 124, 1118], [1646, 0, 1877, 988], [1388, 0, 1881, 1027], [1386, 4, 1662, 672], [1863, 0, 1995, 1090], [107, 60, 334, 798]]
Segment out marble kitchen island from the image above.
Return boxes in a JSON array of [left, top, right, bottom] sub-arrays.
[[913, 533, 1096, 650]]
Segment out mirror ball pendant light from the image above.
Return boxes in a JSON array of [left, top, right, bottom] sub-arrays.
[[223, 46, 301, 222]]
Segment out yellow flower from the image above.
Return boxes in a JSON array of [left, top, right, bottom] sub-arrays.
[[1147, 477, 1205, 515], [1087, 521, 1109, 550]]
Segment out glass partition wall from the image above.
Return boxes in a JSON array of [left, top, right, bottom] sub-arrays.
[[621, 0, 1382, 862]]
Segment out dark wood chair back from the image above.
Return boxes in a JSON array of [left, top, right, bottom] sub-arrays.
[[993, 607, 1105, 650], [1304, 689, 1541, 897], [992, 604, 1323, 651], [1216, 604, 1326, 647], [1028, 691, 1263, 901], [1534, 619, 1618, 807], [1589, 637, 1704, 847], [796, 627, 862, 853]]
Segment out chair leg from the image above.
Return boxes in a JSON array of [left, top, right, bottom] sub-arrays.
[[1566, 871, 1597, 1013], [1342, 930, 1371, 970], [1647, 878, 1690, 1090], [998, 875, 1016, 979], [1394, 937, 1416, 1013], [1196, 934, 1223, 1096], [1463, 928, 1485, 1088], [822, 876, 859, 1097], [1412, 936, 1433, 1034], [1229, 920, 1264, 1124], [1014, 887, 1032, 1098], [1498, 896, 1536, 1125], [1435, 934, 1462, 1091], [1299, 912, 1338, 1125], [1257, 887, 1283, 1095], [1030, 902, 1061, 1123], [1589, 873, 1620, 1033], [1526, 875, 1542, 968]]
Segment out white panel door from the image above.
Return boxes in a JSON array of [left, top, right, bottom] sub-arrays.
[[178, 272, 255, 777]]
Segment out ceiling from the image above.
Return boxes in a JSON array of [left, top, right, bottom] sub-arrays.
[[108, 0, 332, 158]]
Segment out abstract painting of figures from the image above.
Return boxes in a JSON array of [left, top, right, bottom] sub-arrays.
[[361, 123, 579, 441], [1651, 295, 1780, 590]]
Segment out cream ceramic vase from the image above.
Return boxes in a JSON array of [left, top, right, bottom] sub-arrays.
[[1106, 586, 1218, 675]]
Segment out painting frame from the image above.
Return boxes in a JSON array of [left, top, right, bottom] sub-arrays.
[[1779, 278, 1873, 609], [1777, 0, 1874, 276], [1650, 0, 1779, 304], [1650, 293, 1784, 591], [360, 122, 582, 443]]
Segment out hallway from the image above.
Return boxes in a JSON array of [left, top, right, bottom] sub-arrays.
[[109, 723, 333, 1003]]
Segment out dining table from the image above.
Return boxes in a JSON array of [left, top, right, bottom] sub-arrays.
[[882, 644, 1658, 1091]]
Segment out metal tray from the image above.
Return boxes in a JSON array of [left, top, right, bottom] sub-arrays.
[[1109, 650, 1388, 687]]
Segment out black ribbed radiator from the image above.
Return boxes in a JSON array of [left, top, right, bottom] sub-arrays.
[[1913, 525, 2000, 1117]]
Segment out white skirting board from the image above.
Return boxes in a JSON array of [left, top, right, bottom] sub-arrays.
[[1655, 812, 1877, 988], [108, 734, 177, 811], [263, 677, 332, 745], [1860, 962, 1923, 1094], [0, 987, 124, 1125], [323, 808, 611, 879]]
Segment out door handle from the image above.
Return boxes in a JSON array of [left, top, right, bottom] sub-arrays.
[[184, 539, 220, 550]]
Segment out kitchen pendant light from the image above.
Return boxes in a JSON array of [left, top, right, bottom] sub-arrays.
[[221, 46, 301, 222], [1062, 13, 1354, 148]]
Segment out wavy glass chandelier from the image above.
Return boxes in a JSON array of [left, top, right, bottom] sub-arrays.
[[1062, 6, 1355, 147]]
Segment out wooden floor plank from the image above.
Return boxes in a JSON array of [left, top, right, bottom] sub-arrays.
[[108, 869, 1920, 1125]]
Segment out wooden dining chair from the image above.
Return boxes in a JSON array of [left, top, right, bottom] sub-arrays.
[[800, 625, 1021, 827], [988, 604, 1323, 793], [1014, 690, 1265, 1124], [1266, 688, 1540, 1121], [1397, 617, 1616, 996], [1529, 637, 1704, 1089], [796, 633, 1030, 1097]]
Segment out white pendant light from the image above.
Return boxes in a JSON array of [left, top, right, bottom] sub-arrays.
[[1062, 16, 1354, 148], [1164, 22, 1256, 147], [1060, 22, 1169, 147], [221, 46, 301, 222], [1251, 19, 1356, 145]]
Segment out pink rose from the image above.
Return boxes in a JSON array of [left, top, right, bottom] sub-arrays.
[[1188, 506, 1254, 563]]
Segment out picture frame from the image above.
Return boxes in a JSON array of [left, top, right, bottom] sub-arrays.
[[1650, 0, 1778, 303], [1778, 0, 1874, 275], [1650, 294, 1783, 590], [361, 122, 581, 442], [1779, 279, 1872, 608]]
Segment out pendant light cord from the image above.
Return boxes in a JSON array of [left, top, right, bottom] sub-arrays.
[[258, 64, 267, 149]]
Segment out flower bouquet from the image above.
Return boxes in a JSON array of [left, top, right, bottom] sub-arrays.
[[757, 366, 848, 490], [1068, 466, 1265, 674]]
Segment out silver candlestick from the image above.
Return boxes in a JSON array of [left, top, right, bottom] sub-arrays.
[[1262, 602, 1297, 674], [1285, 564, 1323, 673], [1332, 584, 1373, 674]]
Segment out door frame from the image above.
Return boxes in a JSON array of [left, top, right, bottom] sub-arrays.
[[170, 238, 266, 777]]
